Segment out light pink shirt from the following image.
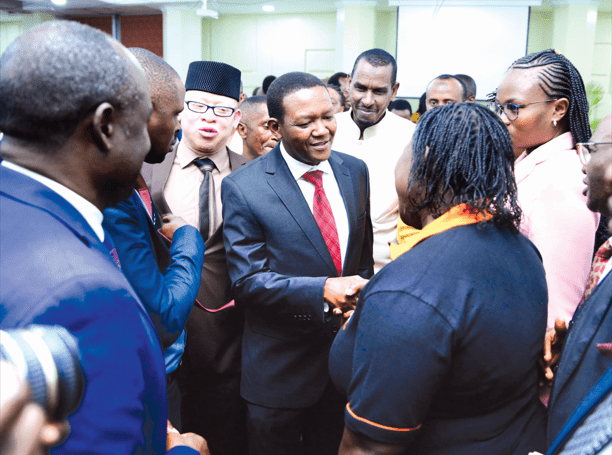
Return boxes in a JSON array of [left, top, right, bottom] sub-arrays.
[[515, 132, 599, 328]]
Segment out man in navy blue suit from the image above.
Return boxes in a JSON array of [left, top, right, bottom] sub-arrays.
[[102, 48, 204, 431], [543, 114, 612, 453], [222, 72, 374, 455], [0, 21, 206, 454]]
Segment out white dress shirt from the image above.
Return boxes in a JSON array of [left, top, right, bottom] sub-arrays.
[[279, 142, 349, 267]]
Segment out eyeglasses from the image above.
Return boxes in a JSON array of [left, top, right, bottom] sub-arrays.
[[185, 101, 236, 117], [488, 99, 558, 121], [576, 142, 612, 165]]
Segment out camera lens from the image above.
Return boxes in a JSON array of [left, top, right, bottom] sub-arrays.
[[0, 325, 85, 421]]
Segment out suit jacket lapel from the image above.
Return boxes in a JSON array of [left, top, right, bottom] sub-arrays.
[[550, 273, 612, 408], [265, 146, 338, 277], [548, 366, 612, 455], [329, 152, 358, 274], [144, 148, 175, 215]]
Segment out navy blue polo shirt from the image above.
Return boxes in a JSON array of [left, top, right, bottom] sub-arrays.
[[329, 222, 548, 454]]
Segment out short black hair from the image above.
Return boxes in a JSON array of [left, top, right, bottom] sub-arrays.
[[262, 75, 276, 94], [351, 48, 397, 86], [0, 20, 143, 146], [427, 74, 468, 101], [129, 48, 181, 108], [267, 72, 326, 124], [405, 103, 521, 231], [454, 74, 477, 99], [326, 84, 346, 110], [328, 72, 349, 86], [240, 95, 268, 123], [506, 49, 591, 145], [389, 99, 412, 115]]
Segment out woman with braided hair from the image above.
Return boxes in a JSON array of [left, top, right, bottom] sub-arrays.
[[490, 49, 599, 331], [330, 103, 547, 455]]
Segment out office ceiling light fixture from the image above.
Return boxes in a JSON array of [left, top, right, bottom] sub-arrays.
[[262, 4, 274, 12], [51, 0, 67, 5], [196, 0, 219, 18]]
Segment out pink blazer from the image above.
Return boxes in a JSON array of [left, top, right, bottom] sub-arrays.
[[515, 132, 599, 328]]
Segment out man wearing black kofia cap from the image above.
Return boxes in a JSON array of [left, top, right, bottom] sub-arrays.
[[143, 60, 249, 455]]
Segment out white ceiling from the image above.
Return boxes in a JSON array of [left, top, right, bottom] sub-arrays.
[[1, 0, 610, 18], [3, 0, 395, 17]]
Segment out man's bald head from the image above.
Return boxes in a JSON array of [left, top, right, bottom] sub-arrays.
[[238, 95, 278, 161], [0, 21, 145, 147], [128, 48, 185, 163], [129, 48, 181, 108], [425, 74, 467, 111]]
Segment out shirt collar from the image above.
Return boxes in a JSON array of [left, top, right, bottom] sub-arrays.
[[279, 142, 333, 181], [2, 160, 104, 241], [348, 109, 386, 140], [176, 141, 230, 171]]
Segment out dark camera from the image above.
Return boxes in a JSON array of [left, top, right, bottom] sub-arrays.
[[0, 325, 85, 421]]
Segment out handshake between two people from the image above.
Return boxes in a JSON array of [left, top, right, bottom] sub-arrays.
[[324, 276, 370, 320]]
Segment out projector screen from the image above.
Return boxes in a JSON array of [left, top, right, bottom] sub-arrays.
[[395, 4, 531, 100]]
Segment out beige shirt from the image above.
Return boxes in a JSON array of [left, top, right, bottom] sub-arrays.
[[163, 141, 231, 230], [333, 110, 415, 272]]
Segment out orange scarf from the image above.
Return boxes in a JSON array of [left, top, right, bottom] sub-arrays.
[[390, 203, 492, 260]]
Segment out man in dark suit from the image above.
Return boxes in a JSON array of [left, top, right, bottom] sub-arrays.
[[143, 60, 249, 454], [0, 21, 205, 454], [546, 114, 612, 450], [102, 48, 205, 431], [222, 72, 374, 455]]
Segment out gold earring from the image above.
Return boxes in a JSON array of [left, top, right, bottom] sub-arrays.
[[553, 119, 558, 127]]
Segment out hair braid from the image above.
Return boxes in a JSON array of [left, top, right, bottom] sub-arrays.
[[407, 103, 521, 232], [510, 49, 591, 145]]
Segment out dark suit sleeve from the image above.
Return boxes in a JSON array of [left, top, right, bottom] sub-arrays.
[[222, 176, 329, 323], [103, 195, 204, 347], [358, 161, 374, 280], [31, 282, 167, 454]]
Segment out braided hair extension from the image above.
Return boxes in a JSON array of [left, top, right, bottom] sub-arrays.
[[510, 49, 591, 145], [407, 103, 522, 232]]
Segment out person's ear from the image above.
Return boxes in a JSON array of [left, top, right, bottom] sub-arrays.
[[553, 98, 569, 124], [391, 82, 400, 100], [232, 109, 242, 129], [90, 102, 115, 152], [468, 96, 476, 102], [237, 122, 248, 140], [268, 118, 280, 136]]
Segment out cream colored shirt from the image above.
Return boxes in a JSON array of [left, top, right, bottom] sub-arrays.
[[163, 142, 231, 231], [333, 110, 415, 272]]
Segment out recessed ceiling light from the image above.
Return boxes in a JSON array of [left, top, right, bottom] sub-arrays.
[[52, 0, 67, 5], [262, 4, 274, 12]]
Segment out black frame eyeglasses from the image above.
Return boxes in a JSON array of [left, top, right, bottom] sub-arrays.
[[576, 142, 612, 165], [185, 101, 236, 117], [488, 99, 558, 121]]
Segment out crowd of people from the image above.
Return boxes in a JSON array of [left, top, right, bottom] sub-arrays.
[[0, 19, 611, 455]]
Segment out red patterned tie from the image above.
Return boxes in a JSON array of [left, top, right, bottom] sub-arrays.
[[303, 171, 342, 277], [581, 237, 612, 304]]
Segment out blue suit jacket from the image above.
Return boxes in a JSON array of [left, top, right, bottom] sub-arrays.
[[222, 145, 374, 408], [103, 188, 204, 372], [0, 165, 193, 454], [547, 365, 612, 454], [547, 268, 612, 445]]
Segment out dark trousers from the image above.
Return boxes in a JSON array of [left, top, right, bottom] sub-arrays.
[[246, 380, 345, 455], [167, 370, 182, 432], [178, 366, 247, 455]]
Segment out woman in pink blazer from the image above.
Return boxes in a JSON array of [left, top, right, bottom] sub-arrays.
[[490, 49, 598, 329]]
